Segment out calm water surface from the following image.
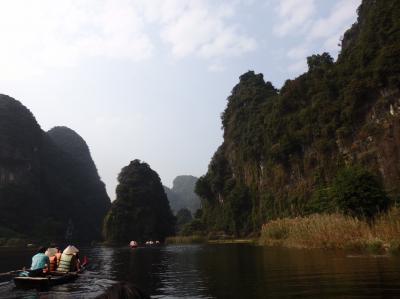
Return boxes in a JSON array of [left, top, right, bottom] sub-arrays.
[[1, 244, 400, 298]]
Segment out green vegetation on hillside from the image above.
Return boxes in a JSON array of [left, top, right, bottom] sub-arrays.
[[195, 0, 400, 237], [103, 160, 175, 243]]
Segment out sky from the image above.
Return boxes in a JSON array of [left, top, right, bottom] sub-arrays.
[[0, 0, 361, 200]]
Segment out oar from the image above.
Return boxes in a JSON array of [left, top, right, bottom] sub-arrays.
[[0, 269, 23, 277]]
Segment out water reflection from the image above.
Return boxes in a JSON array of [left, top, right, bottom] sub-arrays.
[[1, 244, 400, 298]]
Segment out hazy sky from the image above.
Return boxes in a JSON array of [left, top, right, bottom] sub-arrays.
[[0, 0, 361, 199]]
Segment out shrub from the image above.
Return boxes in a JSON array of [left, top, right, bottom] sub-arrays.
[[180, 219, 206, 236], [265, 225, 289, 240], [365, 238, 384, 254], [331, 166, 390, 219]]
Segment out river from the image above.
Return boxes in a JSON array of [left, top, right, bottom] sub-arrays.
[[1, 244, 400, 298]]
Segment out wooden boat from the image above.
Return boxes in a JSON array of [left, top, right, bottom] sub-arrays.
[[13, 267, 86, 289]]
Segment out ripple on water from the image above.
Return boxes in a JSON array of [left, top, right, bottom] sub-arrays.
[[1, 244, 400, 298]]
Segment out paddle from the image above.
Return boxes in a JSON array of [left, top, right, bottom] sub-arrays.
[[0, 269, 23, 277]]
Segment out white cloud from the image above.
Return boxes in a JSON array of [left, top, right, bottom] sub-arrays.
[[0, 0, 153, 79], [208, 63, 226, 73], [143, 0, 256, 60], [274, 0, 361, 76], [287, 60, 307, 74], [309, 0, 360, 41], [0, 0, 256, 79], [287, 45, 311, 60], [273, 0, 316, 37]]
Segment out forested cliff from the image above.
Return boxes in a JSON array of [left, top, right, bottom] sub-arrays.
[[196, 0, 400, 236], [103, 160, 175, 243], [0, 95, 110, 243]]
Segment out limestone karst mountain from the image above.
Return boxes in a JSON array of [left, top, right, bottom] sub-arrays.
[[196, 0, 400, 236], [164, 175, 201, 214], [0, 95, 110, 242]]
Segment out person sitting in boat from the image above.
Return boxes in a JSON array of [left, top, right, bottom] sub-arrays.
[[29, 246, 50, 277], [55, 247, 62, 267], [43, 248, 58, 273], [57, 245, 80, 273], [75, 252, 82, 271]]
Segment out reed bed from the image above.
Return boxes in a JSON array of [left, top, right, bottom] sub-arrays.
[[260, 208, 400, 252]]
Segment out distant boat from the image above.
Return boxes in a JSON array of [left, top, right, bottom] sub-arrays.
[[129, 240, 138, 248]]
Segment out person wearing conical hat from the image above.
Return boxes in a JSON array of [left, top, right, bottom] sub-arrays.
[[56, 245, 80, 273]]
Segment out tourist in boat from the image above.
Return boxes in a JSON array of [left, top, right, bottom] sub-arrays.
[[75, 252, 82, 271], [57, 245, 80, 273], [44, 248, 58, 273], [29, 246, 50, 277], [55, 247, 62, 267]]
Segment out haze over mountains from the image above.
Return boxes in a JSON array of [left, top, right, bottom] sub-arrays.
[[164, 175, 201, 215]]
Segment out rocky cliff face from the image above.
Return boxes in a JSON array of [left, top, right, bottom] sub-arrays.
[[0, 95, 110, 242], [46, 126, 111, 241], [196, 0, 400, 235], [0, 95, 43, 236]]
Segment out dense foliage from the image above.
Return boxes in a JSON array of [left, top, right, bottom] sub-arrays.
[[331, 166, 390, 219], [176, 208, 193, 232], [0, 95, 110, 242], [103, 160, 175, 243], [196, 0, 400, 236]]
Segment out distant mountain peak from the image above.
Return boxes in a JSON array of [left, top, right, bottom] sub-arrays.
[[165, 175, 201, 214]]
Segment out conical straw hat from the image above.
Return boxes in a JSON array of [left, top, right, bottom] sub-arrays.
[[63, 245, 79, 255], [45, 248, 57, 257]]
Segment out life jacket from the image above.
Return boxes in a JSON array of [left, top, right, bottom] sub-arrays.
[[55, 252, 62, 266], [57, 253, 74, 273], [49, 256, 57, 272], [43, 256, 57, 273]]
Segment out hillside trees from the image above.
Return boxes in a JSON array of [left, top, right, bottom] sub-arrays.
[[195, 0, 400, 236], [103, 160, 175, 243]]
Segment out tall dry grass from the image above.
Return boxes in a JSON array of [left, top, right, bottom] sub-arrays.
[[373, 207, 400, 242], [260, 207, 400, 251]]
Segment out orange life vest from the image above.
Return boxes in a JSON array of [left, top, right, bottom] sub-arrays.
[[43, 256, 56, 273]]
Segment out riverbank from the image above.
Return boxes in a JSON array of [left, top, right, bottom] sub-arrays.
[[167, 207, 400, 254], [165, 236, 256, 245], [260, 208, 400, 254], [0, 237, 33, 248]]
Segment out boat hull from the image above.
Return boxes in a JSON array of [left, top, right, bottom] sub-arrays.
[[13, 272, 79, 289]]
